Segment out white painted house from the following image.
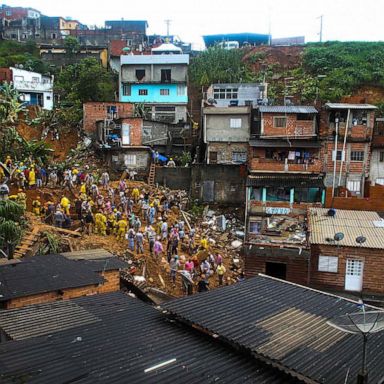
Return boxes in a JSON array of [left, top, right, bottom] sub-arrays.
[[10, 67, 54, 110]]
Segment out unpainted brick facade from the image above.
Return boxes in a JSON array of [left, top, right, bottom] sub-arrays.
[[207, 142, 248, 164], [4, 270, 120, 309]]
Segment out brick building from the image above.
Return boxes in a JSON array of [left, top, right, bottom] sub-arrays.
[[0, 251, 127, 309], [309, 208, 384, 295], [322, 103, 377, 198]]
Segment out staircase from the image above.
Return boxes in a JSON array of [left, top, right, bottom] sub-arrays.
[[148, 162, 156, 187], [13, 226, 40, 259]]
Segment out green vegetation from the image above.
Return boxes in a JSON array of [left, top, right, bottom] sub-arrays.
[[63, 36, 80, 55], [189, 47, 254, 87], [0, 200, 25, 259], [0, 40, 48, 74], [0, 82, 26, 124]]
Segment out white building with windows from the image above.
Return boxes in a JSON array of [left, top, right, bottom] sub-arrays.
[[10, 67, 54, 110]]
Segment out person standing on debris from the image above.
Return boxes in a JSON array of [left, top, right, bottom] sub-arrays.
[[131, 186, 140, 203], [35, 167, 42, 189], [53, 208, 65, 228], [95, 211, 107, 236], [169, 255, 179, 285], [197, 274, 210, 293], [133, 216, 141, 233], [60, 196, 70, 216], [171, 234, 179, 256], [180, 269, 193, 295], [167, 158, 176, 167], [216, 262, 226, 286], [16, 189, 27, 210], [28, 167, 36, 189], [148, 204, 156, 225], [145, 225, 156, 254], [127, 227, 135, 251], [84, 209, 94, 235], [161, 219, 168, 241], [135, 230, 144, 254], [49, 169, 58, 188], [32, 196, 41, 217], [101, 171, 110, 190], [154, 236, 163, 258], [200, 258, 212, 276], [116, 216, 128, 241], [200, 236, 208, 250]]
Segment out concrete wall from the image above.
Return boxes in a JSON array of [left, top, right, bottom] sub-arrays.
[[207, 142, 248, 164], [370, 148, 384, 184], [205, 114, 250, 142], [154, 164, 247, 204], [121, 64, 188, 83], [105, 148, 150, 172]]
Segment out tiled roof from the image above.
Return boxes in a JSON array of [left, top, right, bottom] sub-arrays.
[[259, 106, 318, 114], [309, 208, 384, 249], [0, 254, 105, 302], [162, 275, 384, 384], [247, 174, 324, 188], [0, 292, 294, 383], [325, 103, 377, 110], [109, 40, 127, 57]]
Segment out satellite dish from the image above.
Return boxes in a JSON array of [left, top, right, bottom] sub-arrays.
[[327, 208, 336, 217], [356, 236, 367, 244], [207, 98, 217, 105], [334, 232, 344, 242]]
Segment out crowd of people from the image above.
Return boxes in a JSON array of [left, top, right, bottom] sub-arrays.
[[1, 155, 231, 295]]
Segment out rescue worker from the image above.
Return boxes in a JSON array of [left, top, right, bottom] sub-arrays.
[[131, 187, 140, 202], [80, 182, 87, 195], [5, 155, 12, 168], [32, 196, 42, 216], [116, 216, 128, 241], [94, 211, 107, 236], [60, 196, 70, 215], [28, 167, 36, 189], [16, 189, 27, 210]]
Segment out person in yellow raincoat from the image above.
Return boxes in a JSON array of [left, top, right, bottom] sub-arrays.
[[28, 167, 36, 188], [60, 196, 70, 215], [16, 189, 26, 210], [131, 187, 140, 202], [200, 236, 209, 250], [32, 196, 41, 216], [116, 216, 128, 241], [94, 212, 107, 235], [107, 212, 117, 235], [80, 182, 86, 194]]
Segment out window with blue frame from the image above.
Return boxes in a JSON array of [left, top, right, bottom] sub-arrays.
[[294, 188, 321, 203], [266, 187, 291, 202]]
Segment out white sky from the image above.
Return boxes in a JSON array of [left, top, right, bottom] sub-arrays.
[[6, 0, 384, 49]]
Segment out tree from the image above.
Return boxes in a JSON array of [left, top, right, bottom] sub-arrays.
[[0, 82, 26, 124], [64, 36, 80, 55], [55, 57, 117, 104]]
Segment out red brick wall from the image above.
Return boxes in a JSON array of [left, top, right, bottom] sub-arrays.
[[244, 247, 309, 286], [5, 270, 121, 309], [262, 113, 315, 137], [324, 186, 384, 211], [310, 244, 384, 294], [121, 117, 143, 146], [83, 102, 134, 133], [0, 7, 28, 20], [0, 68, 12, 82]]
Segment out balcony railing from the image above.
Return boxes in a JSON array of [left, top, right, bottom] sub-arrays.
[[13, 80, 53, 93], [250, 158, 323, 173]]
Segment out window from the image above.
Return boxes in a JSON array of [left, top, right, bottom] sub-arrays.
[[318, 256, 338, 273], [297, 113, 313, 121], [122, 84, 131, 96], [273, 116, 287, 128], [135, 69, 145, 81], [14, 76, 24, 82], [11, 33, 17, 39], [21, 34, 28, 39], [265, 148, 274, 159], [155, 106, 175, 111], [209, 151, 218, 164], [126, 39, 133, 46], [380, 151, 384, 162], [230, 118, 242, 128], [124, 154, 136, 165], [213, 88, 238, 99], [5, 10, 11, 16], [249, 220, 262, 234], [51, 33, 57, 39], [350, 151, 364, 161], [160, 89, 170, 96], [376, 178, 384, 186], [294, 188, 321, 203], [46, 96, 51, 100], [32, 77, 39, 83], [232, 152, 247, 163], [138, 89, 148, 96], [161, 69, 171, 82], [266, 187, 291, 202], [332, 150, 345, 161], [245, 100, 253, 106], [177, 84, 185, 96], [250, 187, 261, 201], [347, 180, 361, 193], [121, 124, 130, 146]]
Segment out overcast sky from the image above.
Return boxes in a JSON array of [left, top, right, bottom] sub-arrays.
[[7, 0, 384, 49]]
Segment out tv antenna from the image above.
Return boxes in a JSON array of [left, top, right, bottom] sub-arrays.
[[164, 19, 172, 37]]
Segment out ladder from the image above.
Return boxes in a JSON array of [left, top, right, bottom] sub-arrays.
[[13, 226, 40, 259], [148, 162, 156, 187]]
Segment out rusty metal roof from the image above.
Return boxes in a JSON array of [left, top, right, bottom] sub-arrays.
[[309, 208, 384, 249], [325, 103, 377, 110]]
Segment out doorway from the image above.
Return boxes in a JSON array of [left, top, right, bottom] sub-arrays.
[[265, 262, 287, 280], [345, 259, 364, 291]]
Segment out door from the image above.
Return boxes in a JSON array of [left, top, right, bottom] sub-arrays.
[[345, 259, 364, 291], [121, 124, 130, 146], [265, 262, 287, 280], [202, 180, 214, 202]]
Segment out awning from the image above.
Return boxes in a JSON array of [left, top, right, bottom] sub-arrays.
[[247, 175, 325, 188], [249, 139, 321, 148]]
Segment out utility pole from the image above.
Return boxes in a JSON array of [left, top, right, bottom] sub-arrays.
[[318, 15, 323, 42], [164, 19, 171, 37]]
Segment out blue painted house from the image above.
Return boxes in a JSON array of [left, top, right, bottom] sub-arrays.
[[119, 44, 189, 124]]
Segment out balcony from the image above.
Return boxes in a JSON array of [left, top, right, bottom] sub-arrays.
[[13, 80, 53, 93], [249, 157, 323, 173]]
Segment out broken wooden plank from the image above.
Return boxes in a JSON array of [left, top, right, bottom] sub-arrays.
[[41, 225, 82, 237], [180, 210, 192, 232], [158, 274, 166, 288]]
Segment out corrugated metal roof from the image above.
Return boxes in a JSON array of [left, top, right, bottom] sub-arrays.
[[0, 254, 105, 302], [0, 301, 101, 340], [203, 106, 250, 114], [247, 175, 324, 188], [259, 106, 318, 114], [121, 54, 189, 65], [162, 275, 384, 384], [325, 103, 377, 110], [0, 292, 294, 384], [309, 208, 384, 249]]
